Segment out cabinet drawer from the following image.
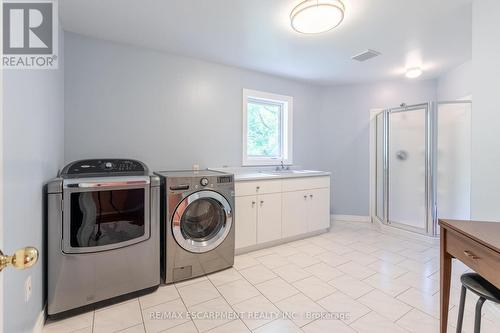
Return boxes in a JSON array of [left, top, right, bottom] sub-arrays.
[[282, 176, 330, 192], [235, 179, 282, 196], [446, 229, 500, 288]]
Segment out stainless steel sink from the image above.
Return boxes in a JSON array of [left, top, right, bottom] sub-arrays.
[[260, 169, 323, 175]]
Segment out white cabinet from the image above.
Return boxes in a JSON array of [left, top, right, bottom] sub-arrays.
[[234, 180, 283, 250], [282, 187, 330, 237], [307, 187, 331, 232], [257, 193, 282, 243], [235, 196, 257, 248], [282, 190, 308, 238], [235, 176, 330, 251]]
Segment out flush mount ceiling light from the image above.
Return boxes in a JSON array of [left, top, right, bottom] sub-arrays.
[[405, 67, 423, 79], [290, 0, 345, 34]]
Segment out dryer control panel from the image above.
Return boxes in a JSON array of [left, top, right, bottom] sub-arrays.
[[61, 159, 148, 177]]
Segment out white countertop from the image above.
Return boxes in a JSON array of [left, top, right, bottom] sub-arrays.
[[208, 167, 331, 181]]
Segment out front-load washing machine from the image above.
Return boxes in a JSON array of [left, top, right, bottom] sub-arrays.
[[156, 170, 235, 284]]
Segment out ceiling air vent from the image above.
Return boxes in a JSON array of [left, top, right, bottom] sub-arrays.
[[351, 49, 381, 62]]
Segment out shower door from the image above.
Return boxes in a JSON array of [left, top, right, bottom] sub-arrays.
[[372, 101, 471, 236], [387, 104, 431, 233]]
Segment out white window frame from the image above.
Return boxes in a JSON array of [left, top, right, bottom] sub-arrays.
[[242, 89, 293, 166]]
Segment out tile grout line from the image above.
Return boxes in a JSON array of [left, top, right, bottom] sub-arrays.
[[176, 279, 225, 308], [203, 271, 256, 332], [228, 253, 330, 330], [346, 309, 373, 327], [101, 299, 142, 333], [393, 286, 413, 298], [172, 281, 201, 333], [157, 320, 196, 333], [393, 314, 416, 333], [91, 310, 96, 333], [262, 238, 415, 324], [393, 306, 415, 323], [136, 294, 147, 333]]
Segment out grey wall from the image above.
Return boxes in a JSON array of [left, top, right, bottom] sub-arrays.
[[64, 32, 323, 171], [64, 32, 467, 219], [471, 0, 500, 221], [318, 80, 437, 216], [2, 30, 64, 332], [437, 60, 472, 101]]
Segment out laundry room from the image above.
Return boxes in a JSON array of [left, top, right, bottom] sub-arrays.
[[1, 1, 500, 333]]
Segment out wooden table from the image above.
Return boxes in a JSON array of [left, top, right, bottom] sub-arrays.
[[439, 219, 500, 333]]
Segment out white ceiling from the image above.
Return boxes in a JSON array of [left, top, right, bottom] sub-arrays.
[[60, 0, 472, 85]]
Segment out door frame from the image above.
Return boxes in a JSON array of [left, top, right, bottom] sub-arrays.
[[1, 1, 4, 329], [369, 108, 385, 226]]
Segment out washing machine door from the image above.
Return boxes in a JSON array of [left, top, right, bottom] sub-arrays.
[[172, 190, 233, 253]]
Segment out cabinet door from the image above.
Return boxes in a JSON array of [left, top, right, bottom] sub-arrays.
[[257, 193, 282, 243], [235, 196, 257, 249], [282, 190, 308, 238], [307, 188, 331, 232]]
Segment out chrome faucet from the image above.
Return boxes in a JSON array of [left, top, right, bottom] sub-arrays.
[[276, 160, 290, 171]]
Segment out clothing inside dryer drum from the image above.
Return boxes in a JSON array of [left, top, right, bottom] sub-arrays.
[[180, 198, 225, 241], [70, 189, 145, 247]]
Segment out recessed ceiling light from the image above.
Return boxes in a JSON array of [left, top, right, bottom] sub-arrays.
[[405, 67, 423, 79], [290, 0, 345, 34]]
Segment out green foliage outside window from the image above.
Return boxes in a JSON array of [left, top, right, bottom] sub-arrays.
[[247, 101, 281, 157]]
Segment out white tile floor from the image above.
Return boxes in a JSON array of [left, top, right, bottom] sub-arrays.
[[43, 221, 500, 333]]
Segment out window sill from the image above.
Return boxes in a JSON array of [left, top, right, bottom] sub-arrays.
[[242, 159, 293, 167]]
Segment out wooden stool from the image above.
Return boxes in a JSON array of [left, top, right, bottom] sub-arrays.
[[456, 273, 500, 333]]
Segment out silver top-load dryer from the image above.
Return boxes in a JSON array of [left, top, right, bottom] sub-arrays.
[[47, 159, 160, 317]]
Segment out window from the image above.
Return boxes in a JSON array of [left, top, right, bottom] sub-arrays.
[[242, 89, 293, 166]]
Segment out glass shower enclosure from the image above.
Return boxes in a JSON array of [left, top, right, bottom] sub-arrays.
[[372, 101, 471, 236]]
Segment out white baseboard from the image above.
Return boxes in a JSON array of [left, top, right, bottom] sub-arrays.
[[33, 307, 45, 333], [235, 229, 328, 255], [331, 214, 371, 223]]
